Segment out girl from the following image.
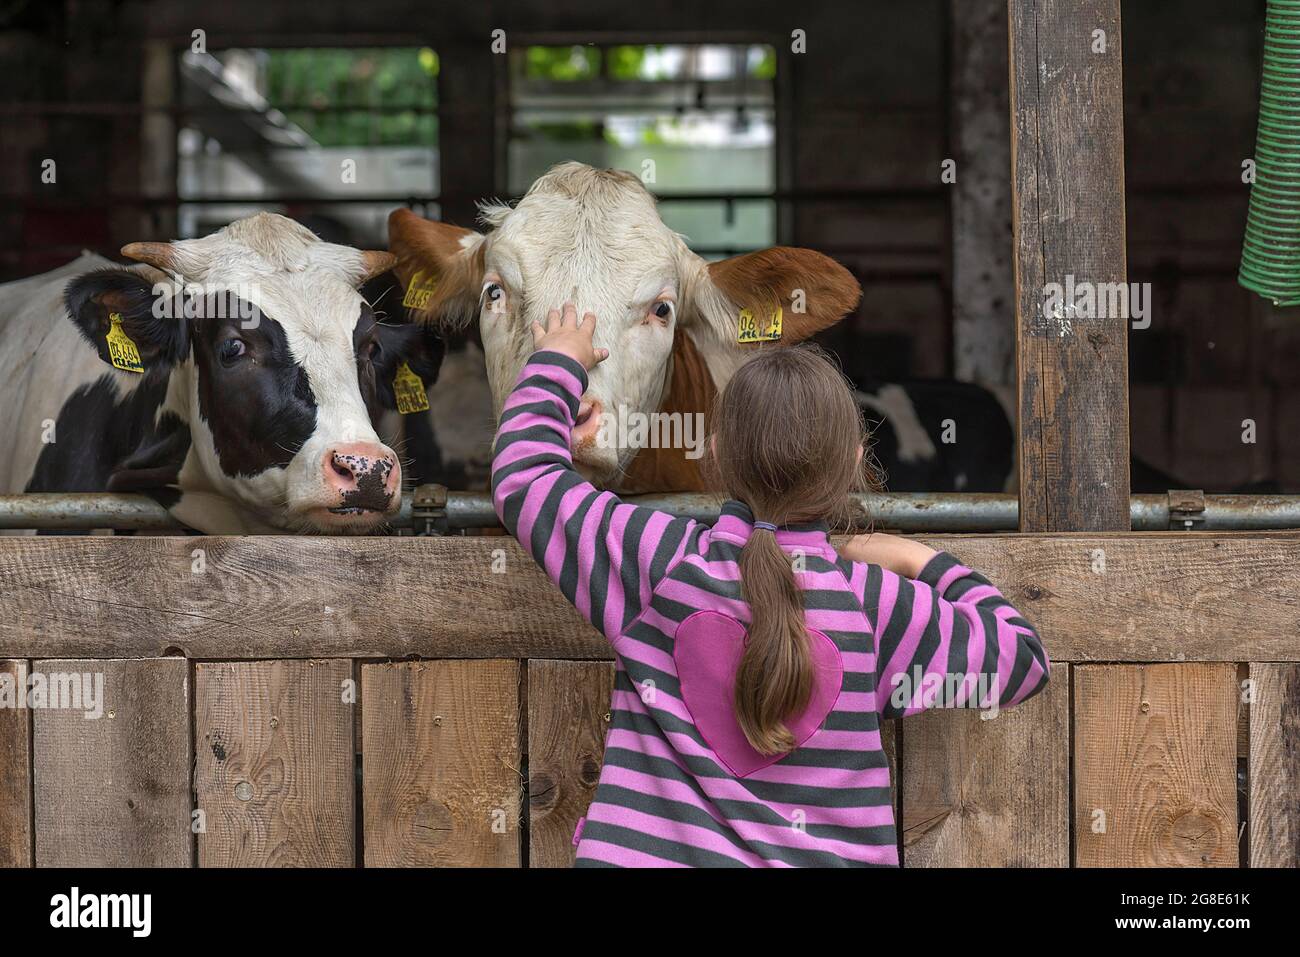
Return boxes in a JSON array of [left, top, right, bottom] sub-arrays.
[[492, 303, 1050, 868]]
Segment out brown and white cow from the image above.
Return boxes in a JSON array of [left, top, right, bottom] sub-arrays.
[[388, 162, 861, 491]]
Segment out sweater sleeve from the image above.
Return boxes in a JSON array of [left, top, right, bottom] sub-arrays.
[[490, 350, 702, 642], [860, 551, 1050, 718]]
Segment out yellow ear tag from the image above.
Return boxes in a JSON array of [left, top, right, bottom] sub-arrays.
[[402, 269, 438, 310], [393, 360, 430, 415], [737, 306, 783, 343], [106, 313, 144, 373]]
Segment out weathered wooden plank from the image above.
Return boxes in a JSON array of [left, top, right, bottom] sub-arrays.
[[0, 660, 31, 867], [1, 535, 1299, 662], [1248, 663, 1300, 867], [901, 663, 1070, 867], [1010, 0, 1131, 531], [32, 658, 191, 867], [1075, 664, 1237, 867], [951, 0, 1015, 388], [527, 660, 614, 868], [195, 660, 354, 867], [362, 660, 521, 867], [0, 535, 591, 659]]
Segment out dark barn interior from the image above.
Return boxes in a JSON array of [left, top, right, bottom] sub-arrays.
[[0, 0, 1288, 494], [4, 0, 1300, 880]]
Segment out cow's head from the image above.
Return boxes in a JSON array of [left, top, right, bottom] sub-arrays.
[[389, 162, 860, 486], [64, 212, 444, 533]]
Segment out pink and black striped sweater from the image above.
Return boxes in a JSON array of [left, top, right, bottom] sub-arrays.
[[492, 351, 1050, 867]]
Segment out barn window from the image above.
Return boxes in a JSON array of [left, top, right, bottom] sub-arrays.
[[506, 43, 776, 256], [176, 47, 439, 247]]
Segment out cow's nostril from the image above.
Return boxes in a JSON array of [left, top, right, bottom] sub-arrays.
[[331, 456, 354, 480]]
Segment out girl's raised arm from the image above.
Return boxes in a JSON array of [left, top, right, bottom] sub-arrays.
[[491, 308, 702, 643]]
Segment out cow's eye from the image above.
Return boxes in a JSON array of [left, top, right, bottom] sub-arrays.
[[366, 340, 381, 363], [650, 300, 675, 323], [219, 338, 247, 365], [482, 282, 505, 312]]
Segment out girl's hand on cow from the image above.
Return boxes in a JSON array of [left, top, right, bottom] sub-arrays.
[[532, 303, 609, 372], [837, 532, 937, 580]]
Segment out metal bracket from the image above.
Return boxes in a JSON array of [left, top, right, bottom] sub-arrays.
[[1167, 488, 1206, 530], [411, 483, 449, 536]]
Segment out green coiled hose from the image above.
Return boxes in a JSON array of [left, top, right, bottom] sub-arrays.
[[1240, 0, 1300, 305]]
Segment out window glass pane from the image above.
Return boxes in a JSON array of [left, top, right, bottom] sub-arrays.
[[509, 43, 775, 249], [176, 47, 437, 246]]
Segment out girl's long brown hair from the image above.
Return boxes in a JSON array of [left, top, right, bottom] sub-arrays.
[[707, 346, 875, 755]]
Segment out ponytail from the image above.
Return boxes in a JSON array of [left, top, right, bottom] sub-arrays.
[[734, 527, 813, 755]]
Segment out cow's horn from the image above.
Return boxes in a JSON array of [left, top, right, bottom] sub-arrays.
[[359, 250, 397, 281], [121, 242, 176, 272]]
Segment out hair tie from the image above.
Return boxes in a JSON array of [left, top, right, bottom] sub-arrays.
[[753, 521, 778, 532]]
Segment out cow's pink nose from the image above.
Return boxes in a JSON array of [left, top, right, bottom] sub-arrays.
[[322, 442, 400, 511], [573, 398, 603, 446]]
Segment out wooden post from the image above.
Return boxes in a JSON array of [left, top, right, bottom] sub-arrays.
[[436, 42, 497, 227], [901, 0, 1131, 868], [1008, 0, 1246, 868], [1009, 0, 1130, 530], [951, 0, 1015, 389], [140, 40, 178, 243], [1008, 0, 1130, 870]]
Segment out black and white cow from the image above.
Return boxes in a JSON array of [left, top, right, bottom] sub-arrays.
[[0, 213, 443, 533], [854, 379, 1015, 492], [359, 270, 495, 491]]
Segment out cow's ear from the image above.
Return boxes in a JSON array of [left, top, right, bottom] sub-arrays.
[[681, 247, 861, 347], [387, 208, 486, 332], [64, 269, 187, 373]]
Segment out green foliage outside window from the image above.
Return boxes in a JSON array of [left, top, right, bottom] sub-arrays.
[[750, 47, 776, 79], [525, 45, 600, 81], [261, 47, 438, 147], [522, 44, 776, 82]]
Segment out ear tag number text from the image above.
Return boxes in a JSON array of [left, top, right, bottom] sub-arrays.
[[394, 360, 430, 414], [402, 270, 438, 310], [737, 306, 783, 343], [106, 313, 144, 373]]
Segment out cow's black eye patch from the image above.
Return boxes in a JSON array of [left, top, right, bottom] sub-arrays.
[[192, 301, 318, 478]]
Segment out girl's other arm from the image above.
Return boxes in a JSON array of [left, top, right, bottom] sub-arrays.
[[839, 533, 1050, 719], [491, 305, 701, 642]]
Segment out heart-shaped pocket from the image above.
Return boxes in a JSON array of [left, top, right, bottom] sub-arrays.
[[673, 610, 843, 778]]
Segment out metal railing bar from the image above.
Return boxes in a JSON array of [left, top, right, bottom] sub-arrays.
[[2, 491, 1299, 533]]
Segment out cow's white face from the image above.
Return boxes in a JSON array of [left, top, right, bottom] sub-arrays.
[[389, 162, 861, 487], [68, 213, 442, 533], [477, 167, 684, 480]]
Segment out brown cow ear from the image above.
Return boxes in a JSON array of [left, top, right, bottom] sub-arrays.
[[387, 208, 486, 330], [684, 247, 861, 347]]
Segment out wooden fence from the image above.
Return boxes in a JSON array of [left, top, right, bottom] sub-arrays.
[[0, 533, 1297, 867]]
